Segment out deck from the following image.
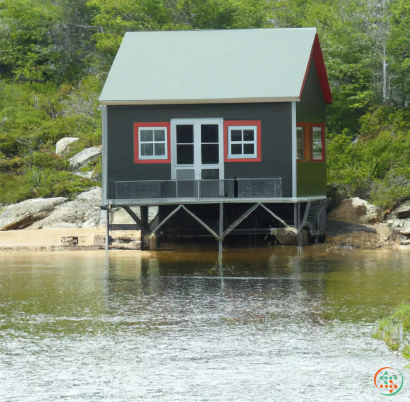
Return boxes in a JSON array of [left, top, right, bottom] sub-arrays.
[[107, 178, 325, 206]]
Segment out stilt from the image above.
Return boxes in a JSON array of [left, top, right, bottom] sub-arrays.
[[140, 206, 149, 249], [218, 203, 223, 252], [105, 205, 110, 253], [297, 202, 301, 229], [140, 206, 149, 226]]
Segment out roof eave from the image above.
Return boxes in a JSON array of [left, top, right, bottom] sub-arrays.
[[99, 97, 301, 105]]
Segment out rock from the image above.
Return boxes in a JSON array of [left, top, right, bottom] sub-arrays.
[[390, 200, 410, 220], [391, 218, 410, 239], [69, 146, 102, 170], [328, 197, 382, 224], [274, 227, 297, 245], [0, 197, 67, 231], [110, 206, 158, 224], [27, 187, 102, 230], [111, 207, 141, 225], [56, 137, 79, 156], [111, 240, 141, 250], [75, 171, 93, 179]]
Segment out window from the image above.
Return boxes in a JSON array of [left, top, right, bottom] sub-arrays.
[[224, 120, 261, 162], [201, 124, 219, 164], [134, 122, 171, 164], [296, 123, 325, 162], [311, 125, 325, 161], [296, 126, 305, 161], [176, 124, 194, 165]]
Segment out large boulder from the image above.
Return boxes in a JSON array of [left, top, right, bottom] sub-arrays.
[[56, 137, 79, 156], [273, 227, 297, 245], [69, 146, 102, 170], [388, 200, 410, 220], [27, 187, 103, 230], [0, 197, 66, 231], [391, 218, 410, 239], [328, 197, 382, 224]]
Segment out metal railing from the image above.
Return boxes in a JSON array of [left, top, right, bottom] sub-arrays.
[[115, 178, 282, 200]]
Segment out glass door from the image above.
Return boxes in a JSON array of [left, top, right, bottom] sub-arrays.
[[171, 118, 224, 197]]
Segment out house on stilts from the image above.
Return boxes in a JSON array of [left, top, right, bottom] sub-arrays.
[[99, 28, 333, 249]]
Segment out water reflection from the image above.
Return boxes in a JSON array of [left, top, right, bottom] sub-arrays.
[[0, 248, 410, 401]]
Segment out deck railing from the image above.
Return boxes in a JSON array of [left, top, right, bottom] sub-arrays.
[[115, 178, 282, 200]]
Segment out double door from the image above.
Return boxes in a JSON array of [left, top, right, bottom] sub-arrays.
[[171, 118, 224, 197]]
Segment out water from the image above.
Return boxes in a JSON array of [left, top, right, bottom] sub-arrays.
[[0, 247, 409, 401]]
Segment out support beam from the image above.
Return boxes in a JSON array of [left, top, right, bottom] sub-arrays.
[[222, 203, 260, 239], [148, 205, 182, 239], [298, 200, 311, 232], [259, 203, 289, 227], [122, 206, 148, 232], [181, 205, 220, 240]]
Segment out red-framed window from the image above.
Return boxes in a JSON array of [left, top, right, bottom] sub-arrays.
[[223, 120, 262, 162], [134, 122, 171, 164], [310, 123, 325, 162], [296, 124, 306, 162], [296, 122, 325, 162]]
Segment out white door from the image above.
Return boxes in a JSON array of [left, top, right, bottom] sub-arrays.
[[171, 118, 224, 182]]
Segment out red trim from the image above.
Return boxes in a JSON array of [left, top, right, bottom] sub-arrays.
[[223, 120, 262, 162], [312, 34, 333, 103], [299, 34, 333, 104], [310, 123, 326, 162], [134, 122, 171, 164]]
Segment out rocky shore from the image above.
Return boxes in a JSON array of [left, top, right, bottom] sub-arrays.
[[1, 185, 410, 251], [327, 197, 410, 250]]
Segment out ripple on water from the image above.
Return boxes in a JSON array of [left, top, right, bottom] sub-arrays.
[[0, 249, 409, 401]]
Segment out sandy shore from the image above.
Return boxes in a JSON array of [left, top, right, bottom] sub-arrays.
[[0, 228, 107, 251], [0, 221, 407, 252]]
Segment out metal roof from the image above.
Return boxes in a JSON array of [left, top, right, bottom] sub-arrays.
[[100, 28, 331, 105]]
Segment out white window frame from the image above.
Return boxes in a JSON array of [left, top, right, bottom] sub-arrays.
[[227, 125, 258, 159], [170, 118, 224, 180], [138, 126, 168, 160]]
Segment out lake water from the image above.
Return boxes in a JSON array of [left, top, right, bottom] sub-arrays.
[[0, 247, 409, 401]]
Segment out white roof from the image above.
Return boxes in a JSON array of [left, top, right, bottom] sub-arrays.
[[100, 28, 318, 104]]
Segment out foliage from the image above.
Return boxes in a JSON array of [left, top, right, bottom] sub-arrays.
[[373, 304, 410, 359], [327, 107, 410, 207], [0, 0, 410, 206], [0, 170, 92, 205]]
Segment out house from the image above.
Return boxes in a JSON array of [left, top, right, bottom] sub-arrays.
[[99, 28, 332, 249]]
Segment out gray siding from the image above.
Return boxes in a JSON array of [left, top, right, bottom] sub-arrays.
[[107, 102, 293, 199]]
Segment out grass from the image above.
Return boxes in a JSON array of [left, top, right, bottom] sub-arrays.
[[373, 304, 410, 359]]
